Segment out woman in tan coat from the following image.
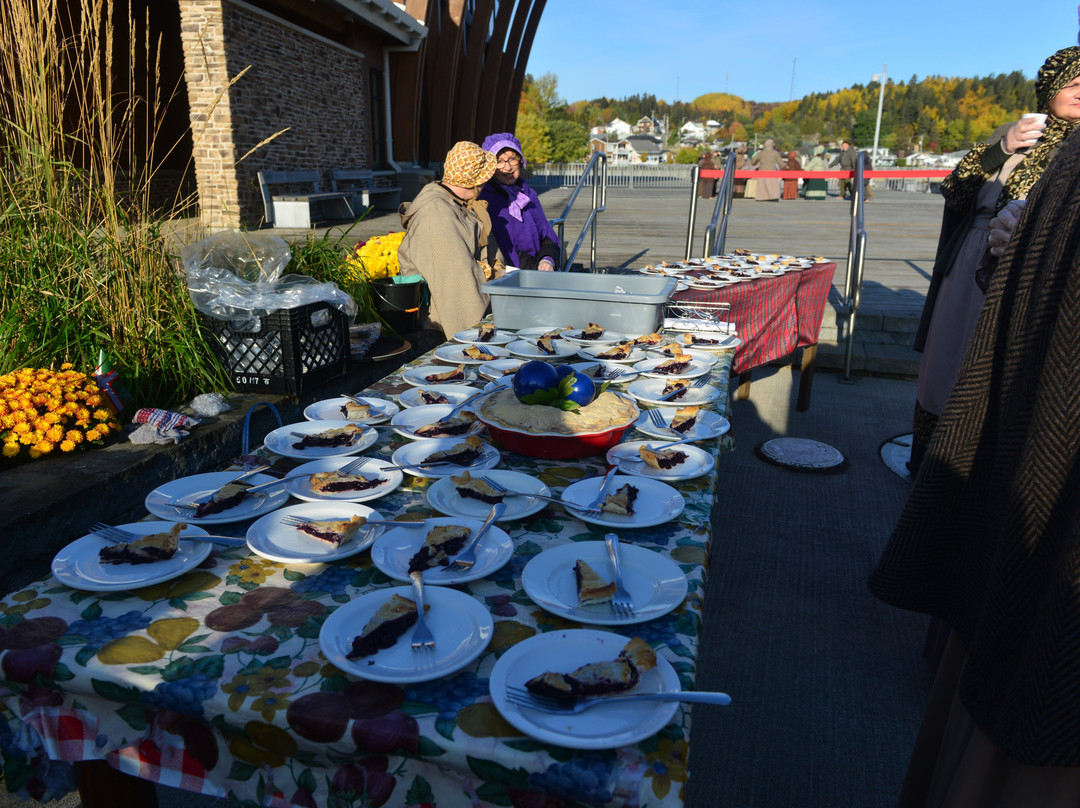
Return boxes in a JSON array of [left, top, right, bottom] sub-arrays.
[[397, 141, 500, 338], [750, 139, 783, 201]]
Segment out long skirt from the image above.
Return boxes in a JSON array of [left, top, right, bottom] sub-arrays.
[[782, 179, 799, 199], [897, 630, 1080, 807], [804, 178, 827, 199]]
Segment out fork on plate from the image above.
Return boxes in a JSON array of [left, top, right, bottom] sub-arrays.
[[408, 570, 436, 651], [647, 409, 682, 437], [503, 685, 731, 714], [444, 502, 505, 573], [88, 522, 247, 547], [479, 477, 602, 515], [167, 465, 271, 512], [605, 533, 634, 616]]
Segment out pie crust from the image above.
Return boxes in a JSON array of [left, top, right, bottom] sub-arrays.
[[422, 435, 484, 465], [451, 470, 504, 504], [347, 593, 417, 659], [309, 470, 384, 494], [478, 389, 638, 436], [524, 636, 658, 698], [294, 514, 366, 546], [476, 323, 495, 343], [580, 323, 606, 340], [424, 364, 466, 383], [292, 424, 364, 450], [536, 337, 556, 355], [194, 481, 253, 518], [639, 444, 688, 470], [413, 411, 477, 438], [408, 524, 471, 572], [419, 390, 450, 405], [669, 406, 700, 434], [601, 483, 638, 516], [339, 400, 371, 420], [99, 522, 183, 565], [574, 559, 615, 605], [463, 345, 497, 361], [597, 343, 633, 360]]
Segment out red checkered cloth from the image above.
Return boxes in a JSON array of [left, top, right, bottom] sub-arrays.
[[673, 262, 837, 375], [132, 408, 201, 431]]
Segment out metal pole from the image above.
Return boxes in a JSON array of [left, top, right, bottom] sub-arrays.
[[685, 165, 699, 260], [872, 63, 887, 157]]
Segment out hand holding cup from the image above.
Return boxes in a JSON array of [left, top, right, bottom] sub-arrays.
[[1004, 114, 1047, 153]]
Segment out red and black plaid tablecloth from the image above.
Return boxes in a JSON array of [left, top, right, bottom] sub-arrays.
[[673, 262, 837, 375]]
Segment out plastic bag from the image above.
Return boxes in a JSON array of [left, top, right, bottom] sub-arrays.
[[182, 230, 357, 330]]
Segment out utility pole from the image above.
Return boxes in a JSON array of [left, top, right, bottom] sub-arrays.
[[789, 57, 796, 101], [872, 64, 887, 157]]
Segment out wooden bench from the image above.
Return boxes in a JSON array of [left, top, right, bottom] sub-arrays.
[[257, 169, 356, 228], [330, 169, 403, 213]]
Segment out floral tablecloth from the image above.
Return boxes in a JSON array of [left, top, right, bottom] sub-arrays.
[[0, 341, 733, 808]]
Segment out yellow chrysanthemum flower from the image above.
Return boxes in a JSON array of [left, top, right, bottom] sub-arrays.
[[60, 439, 75, 452]]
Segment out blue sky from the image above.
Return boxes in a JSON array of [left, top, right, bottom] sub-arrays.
[[527, 2, 1078, 106]]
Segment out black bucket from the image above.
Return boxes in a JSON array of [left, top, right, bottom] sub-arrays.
[[372, 276, 426, 334]]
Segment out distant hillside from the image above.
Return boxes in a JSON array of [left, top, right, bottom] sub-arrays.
[[563, 73, 1036, 154]]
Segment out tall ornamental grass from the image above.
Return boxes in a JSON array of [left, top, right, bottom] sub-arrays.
[[0, 0, 226, 408]]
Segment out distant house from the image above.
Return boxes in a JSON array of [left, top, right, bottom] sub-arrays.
[[680, 121, 707, 142], [626, 135, 665, 163], [605, 117, 633, 140], [633, 115, 663, 135], [589, 136, 635, 163]]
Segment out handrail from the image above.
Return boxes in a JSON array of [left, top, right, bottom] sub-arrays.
[[839, 152, 869, 382], [703, 152, 736, 257], [548, 151, 608, 271]]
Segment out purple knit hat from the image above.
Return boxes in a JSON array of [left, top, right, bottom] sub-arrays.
[[481, 132, 527, 168]]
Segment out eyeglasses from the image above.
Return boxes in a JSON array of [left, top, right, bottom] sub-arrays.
[[497, 156, 521, 167]]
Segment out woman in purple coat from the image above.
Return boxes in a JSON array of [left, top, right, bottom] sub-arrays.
[[479, 133, 561, 271]]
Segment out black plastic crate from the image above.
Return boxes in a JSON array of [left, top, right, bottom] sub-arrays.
[[198, 302, 349, 395]]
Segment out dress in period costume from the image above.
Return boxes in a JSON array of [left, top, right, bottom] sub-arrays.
[[869, 121, 1080, 806], [750, 139, 782, 200], [479, 133, 561, 271], [782, 151, 801, 199], [908, 46, 1080, 475]]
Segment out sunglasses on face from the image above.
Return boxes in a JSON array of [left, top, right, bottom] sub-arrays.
[[497, 157, 521, 167]]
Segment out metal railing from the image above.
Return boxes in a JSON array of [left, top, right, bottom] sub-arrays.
[[532, 161, 693, 190], [838, 152, 869, 382], [549, 151, 608, 271], [681, 154, 736, 259]]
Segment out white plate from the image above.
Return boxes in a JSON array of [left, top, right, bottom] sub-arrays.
[[478, 358, 524, 381], [370, 516, 513, 584], [263, 420, 378, 460], [398, 385, 478, 408], [453, 327, 516, 345], [246, 501, 385, 563], [145, 471, 290, 524], [632, 357, 711, 380], [282, 457, 404, 503], [684, 277, 733, 289], [433, 343, 510, 365], [673, 332, 742, 352], [558, 329, 628, 346], [401, 365, 479, 387], [319, 586, 494, 683], [638, 265, 680, 277], [606, 440, 716, 481], [52, 523, 215, 592], [576, 345, 649, 364], [568, 361, 640, 384], [633, 408, 731, 441], [521, 541, 688, 625], [515, 326, 572, 339], [626, 378, 723, 408], [426, 469, 552, 522], [505, 339, 580, 360], [644, 346, 718, 367], [303, 396, 398, 425], [390, 436, 500, 478], [389, 404, 484, 441], [489, 629, 680, 750], [560, 474, 684, 528]]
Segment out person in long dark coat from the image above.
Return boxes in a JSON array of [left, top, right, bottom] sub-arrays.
[[868, 124, 1080, 806]]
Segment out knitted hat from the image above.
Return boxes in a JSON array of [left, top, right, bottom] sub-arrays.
[[1036, 46, 1080, 112], [443, 141, 497, 187], [481, 132, 527, 168]]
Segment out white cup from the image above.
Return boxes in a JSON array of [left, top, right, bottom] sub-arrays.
[[1021, 113, 1047, 141]]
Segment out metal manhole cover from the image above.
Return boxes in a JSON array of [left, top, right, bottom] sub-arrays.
[[757, 438, 846, 472]]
